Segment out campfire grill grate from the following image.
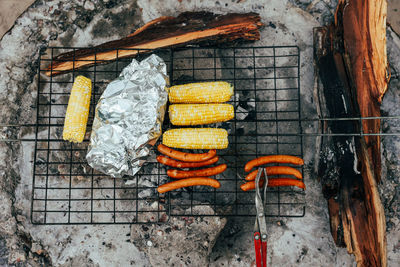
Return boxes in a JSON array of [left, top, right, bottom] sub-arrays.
[[30, 46, 306, 224]]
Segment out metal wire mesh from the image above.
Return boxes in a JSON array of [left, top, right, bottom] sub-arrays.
[[30, 46, 305, 224]]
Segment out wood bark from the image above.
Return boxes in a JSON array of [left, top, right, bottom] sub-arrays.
[[45, 12, 263, 76], [314, 0, 388, 266], [336, 0, 389, 182]]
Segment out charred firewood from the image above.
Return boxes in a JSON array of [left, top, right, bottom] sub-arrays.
[[45, 12, 263, 76], [335, 0, 389, 182], [314, 0, 388, 266]]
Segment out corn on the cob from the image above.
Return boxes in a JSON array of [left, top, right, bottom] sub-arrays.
[[163, 128, 228, 149], [169, 104, 234, 125], [63, 76, 92, 143], [168, 81, 233, 103]]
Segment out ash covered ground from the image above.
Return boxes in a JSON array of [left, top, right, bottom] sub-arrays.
[[0, 0, 399, 266]]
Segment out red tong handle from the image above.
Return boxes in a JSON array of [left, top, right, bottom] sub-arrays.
[[261, 240, 267, 267], [254, 232, 262, 267]]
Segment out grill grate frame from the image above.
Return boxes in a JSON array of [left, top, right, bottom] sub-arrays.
[[31, 46, 305, 224]]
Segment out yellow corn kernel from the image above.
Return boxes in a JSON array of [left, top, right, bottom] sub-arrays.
[[162, 128, 228, 149], [168, 81, 233, 103], [169, 104, 234, 126], [62, 76, 92, 143]]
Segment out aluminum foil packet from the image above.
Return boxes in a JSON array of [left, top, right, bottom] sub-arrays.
[[86, 54, 168, 178]]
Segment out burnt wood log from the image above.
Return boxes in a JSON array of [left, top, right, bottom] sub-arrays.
[[45, 12, 263, 76], [314, 0, 388, 266], [336, 0, 389, 182]]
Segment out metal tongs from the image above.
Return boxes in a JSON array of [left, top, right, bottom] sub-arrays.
[[253, 168, 268, 267]]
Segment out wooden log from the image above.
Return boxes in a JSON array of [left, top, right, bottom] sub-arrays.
[[314, 0, 388, 265], [45, 12, 263, 76], [315, 26, 387, 266], [335, 0, 389, 182]]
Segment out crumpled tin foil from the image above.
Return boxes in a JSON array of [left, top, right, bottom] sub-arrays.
[[86, 54, 168, 178]]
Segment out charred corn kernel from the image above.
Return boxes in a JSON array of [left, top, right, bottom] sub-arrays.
[[168, 81, 233, 103], [163, 128, 228, 149], [169, 104, 234, 126], [62, 76, 92, 143]]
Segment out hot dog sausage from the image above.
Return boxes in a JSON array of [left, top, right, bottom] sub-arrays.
[[157, 155, 219, 168], [157, 177, 221, 193], [244, 155, 304, 172], [245, 166, 302, 181], [157, 144, 216, 162], [240, 178, 306, 191], [167, 164, 227, 179]]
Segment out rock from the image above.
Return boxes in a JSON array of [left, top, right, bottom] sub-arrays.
[[0, 237, 8, 266], [130, 205, 227, 266], [388, 0, 400, 36], [84, 1, 95, 11], [380, 27, 400, 265], [8, 250, 26, 265], [0, 0, 145, 265], [30, 242, 42, 254]]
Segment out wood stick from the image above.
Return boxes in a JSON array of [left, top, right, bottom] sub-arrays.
[[45, 12, 263, 76], [314, 0, 388, 265], [336, 0, 389, 182]]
